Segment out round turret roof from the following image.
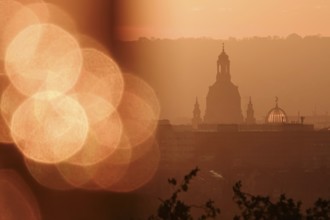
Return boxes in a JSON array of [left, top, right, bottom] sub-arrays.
[[266, 100, 288, 124]]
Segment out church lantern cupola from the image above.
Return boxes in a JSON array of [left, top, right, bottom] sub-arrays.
[[217, 43, 231, 81]]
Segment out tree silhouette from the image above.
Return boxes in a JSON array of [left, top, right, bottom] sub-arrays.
[[149, 169, 330, 219], [306, 198, 330, 220], [149, 167, 220, 220], [233, 181, 330, 220], [233, 181, 302, 220]]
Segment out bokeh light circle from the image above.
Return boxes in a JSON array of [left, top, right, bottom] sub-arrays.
[[105, 139, 160, 192], [25, 159, 75, 191], [0, 170, 41, 220], [73, 48, 124, 110], [5, 23, 82, 96], [66, 95, 123, 166], [0, 75, 15, 143], [118, 74, 160, 147], [0, 0, 39, 60], [11, 92, 89, 163]]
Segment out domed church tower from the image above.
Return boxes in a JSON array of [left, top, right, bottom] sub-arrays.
[[204, 44, 243, 124]]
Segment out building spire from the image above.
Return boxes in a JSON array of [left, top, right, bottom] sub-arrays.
[[222, 42, 225, 52], [246, 96, 256, 124], [192, 96, 202, 129], [275, 96, 279, 108]]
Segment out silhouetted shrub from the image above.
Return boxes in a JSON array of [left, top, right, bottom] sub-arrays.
[[149, 167, 220, 220], [150, 170, 330, 219], [306, 198, 330, 220], [233, 181, 330, 220]]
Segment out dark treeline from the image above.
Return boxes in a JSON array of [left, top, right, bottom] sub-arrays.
[[149, 168, 330, 220], [113, 34, 330, 124]]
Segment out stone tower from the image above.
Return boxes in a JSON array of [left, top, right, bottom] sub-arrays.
[[246, 97, 256, 124], [204, 44, 243, 124], [192, 97, 202, 129]]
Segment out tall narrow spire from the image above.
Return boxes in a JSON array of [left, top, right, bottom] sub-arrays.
[[192, 97, 202, 129], [222, 42, 225, 52], [193, 97, 201, 117], [246, 96, 256, 124], [275, 96, 279, 108]]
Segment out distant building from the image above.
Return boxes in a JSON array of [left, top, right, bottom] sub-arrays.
[[157, 120, 329, 219], [246, 97, 256, 124], [192, 45, 322, 131], [204, 44, 243, 124], [157, 44, 330, 219], [189, 95, 313, 132], [266, 97, 288, 124], [192, 97, 202, 129]]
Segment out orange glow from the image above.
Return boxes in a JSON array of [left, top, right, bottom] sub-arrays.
[[79, 135, 133, 190], [25, 159, 74, 191], [17, 0, 44, 4], [73, 48, 124, 110], [116, 0, 330, 40], [91, 163, 129, 190], [92, 109, 122, 148], [0, 76, 14, 143], [5, 24, 82, 96], [119, 92, 157, 147], [0, 0, 39, 59], [58, 136, 133, 190], [65, 132, 106, 166], [0, 113, 12, 143], [0, 1, 163, 193], [27, 2, 78, 34], [11, 92, 89, 164], [119, 74, 160, 147], [0, 170, 41, 219], [72, 93, 114, 126], [0, 84, 26, 127], [66, 95, 123, 166], [77, 34, 110, 55], [56, 162, 95, 189], [106, 139, 160, 192]]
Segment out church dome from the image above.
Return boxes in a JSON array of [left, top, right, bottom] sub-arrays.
[[266, 98, 288, 123]]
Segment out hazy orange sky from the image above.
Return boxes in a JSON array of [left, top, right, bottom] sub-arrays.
[[116, 0, 330, 40], [40, 0, 330, 123]]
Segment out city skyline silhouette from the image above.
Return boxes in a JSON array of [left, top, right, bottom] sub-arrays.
[[113, 35, 330, 127], [0, 1, 330, 220]]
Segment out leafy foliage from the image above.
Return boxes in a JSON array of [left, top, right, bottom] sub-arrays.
[[149, 169, 330, 220], [233, 181, 330, 220], [306, 198, 330, 220], [149, 167, 220, 220]]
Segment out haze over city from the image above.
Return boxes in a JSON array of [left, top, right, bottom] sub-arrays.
[[0, 1, 330, 219], [92, 0, 330, 124], [114, 0, 330, 40]]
